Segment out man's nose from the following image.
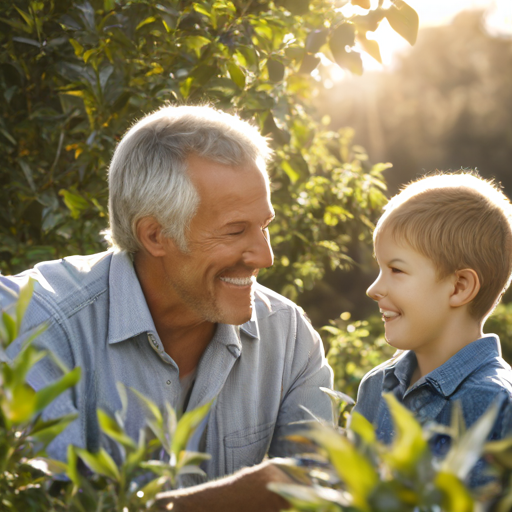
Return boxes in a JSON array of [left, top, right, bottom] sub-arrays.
[[244, 228, 274, 269], [367, 272, 385, 301]]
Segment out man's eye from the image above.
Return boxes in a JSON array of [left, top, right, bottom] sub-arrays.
[[228, 230, 244, 236]]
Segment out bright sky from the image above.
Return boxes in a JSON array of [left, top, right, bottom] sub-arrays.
[[323, 0, 512, 83]]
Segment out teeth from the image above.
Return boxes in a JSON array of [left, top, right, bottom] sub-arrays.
[[380, 309, 400, 318], [219, 276, 254, 286]]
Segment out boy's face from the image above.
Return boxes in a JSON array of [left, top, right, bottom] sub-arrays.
[[367, 229, 456, 354]]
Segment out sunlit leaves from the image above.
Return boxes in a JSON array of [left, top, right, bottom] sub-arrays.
[[385, 0, 419, 46]]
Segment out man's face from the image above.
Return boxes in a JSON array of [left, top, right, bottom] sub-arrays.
[[161, 154, 274, 326], [366, 229, 455, 355]]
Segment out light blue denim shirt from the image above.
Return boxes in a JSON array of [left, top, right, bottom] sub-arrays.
[[0, 251, 333, 480], [354, 336, 512, 484]]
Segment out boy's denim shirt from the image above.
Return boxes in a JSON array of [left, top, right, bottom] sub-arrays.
[[353, 335, 512, 485]]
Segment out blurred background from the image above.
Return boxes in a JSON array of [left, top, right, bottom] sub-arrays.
[[303, 0, 512, 325]]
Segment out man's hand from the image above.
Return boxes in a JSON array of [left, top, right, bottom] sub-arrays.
[[153, 459, 293, 512]]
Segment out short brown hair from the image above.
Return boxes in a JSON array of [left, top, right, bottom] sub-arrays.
[[375, 172, 512, 320]]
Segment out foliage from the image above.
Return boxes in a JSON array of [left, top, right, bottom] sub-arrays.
[[485, 302, 512, 365], [270, 393, 512, 512], [0, 0, 418, 302], [323, 311, 393, 420], [0, 279, 212, 511]]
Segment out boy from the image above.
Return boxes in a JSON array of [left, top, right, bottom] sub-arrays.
[[353, 172, 512, 484]]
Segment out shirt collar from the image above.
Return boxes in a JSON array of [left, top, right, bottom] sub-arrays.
[[425, 335, 501, 397], [384, 335, 501, 397], [108, 250, 261, 346], [108, 251, 158, 344]]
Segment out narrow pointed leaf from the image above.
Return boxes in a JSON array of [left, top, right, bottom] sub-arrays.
[[171, 401, 212, 459], [76, 447, 120, 481], [97, 409, 137, 449], [34, 367, 81, 412], [16, 277, 34, 332], [383, 393, 427, 472], [440, 399, 500, 480], [435, 471, 474, 512]]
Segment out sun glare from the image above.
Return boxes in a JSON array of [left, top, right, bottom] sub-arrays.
[[326, 0, 511, 79]]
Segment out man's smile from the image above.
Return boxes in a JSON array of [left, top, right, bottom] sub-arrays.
[[219, 276, 255, 287]]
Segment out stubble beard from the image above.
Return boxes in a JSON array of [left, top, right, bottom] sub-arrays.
[[166, 272, 254, 325]]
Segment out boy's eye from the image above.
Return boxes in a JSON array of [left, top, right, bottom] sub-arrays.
[[391, 267, 403, 274]]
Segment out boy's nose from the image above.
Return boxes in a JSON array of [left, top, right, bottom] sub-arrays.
[[367, 273, 385, 301]]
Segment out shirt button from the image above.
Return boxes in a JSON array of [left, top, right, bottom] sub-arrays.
[[166, 380, 171, 385]]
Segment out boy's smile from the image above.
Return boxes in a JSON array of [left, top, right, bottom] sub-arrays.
[[367, 229, 456, 355]]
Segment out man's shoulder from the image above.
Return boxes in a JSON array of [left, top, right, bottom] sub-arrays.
[[253, 282, 308, 317], [0, 251, 113, 317]]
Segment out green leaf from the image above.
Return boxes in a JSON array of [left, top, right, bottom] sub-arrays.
[[227, 62, 246, 88], [69, 38, 84, 57], [440, 399, 500, 480], [34, 367, 81, 413], [16, 277, 34, 332], [171, 401, 212, 460], [184, 35, 211, 57], [2, 312, 17, 345], [349, 411, 376, 445], [13, 5, 34, 31], [304, 423, 378, 510], [136, 16, 156, 31], [267, 59, 285, 82], [59, 189, 90, 219], [281, 160, 300, 184], [385, 0, 419, 46], [306, 29, 328, 54], [268, 482, 349, 509], [435, 471, 474, 512], [383, 393, 427, 472], [8, 384, 37, 423], [193, 3, 211, 17], [330, 23, 356, 51], [178, 450, 211, 469], [76, 447, 121, 481], [331, 48, 363, 75], [104, 0, 115, 11], [30, 413, 79, 446], [66, 445, 81, 487], [97, 409, 137, 449]]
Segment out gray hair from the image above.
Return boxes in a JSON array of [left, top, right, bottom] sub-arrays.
[[106, 105, 272, 253]]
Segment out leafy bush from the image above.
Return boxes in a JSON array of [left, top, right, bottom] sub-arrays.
[[270, 393, 512, 512], [0, 280, 212, 511]]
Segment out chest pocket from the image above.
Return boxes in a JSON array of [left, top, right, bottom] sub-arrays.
[[224, 421, 275, 475]]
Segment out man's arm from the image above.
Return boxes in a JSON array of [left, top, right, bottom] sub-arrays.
[[154, 459, 292, 512]]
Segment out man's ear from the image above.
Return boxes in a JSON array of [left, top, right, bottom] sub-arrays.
[[449, 269, 480, 308], [136, 216, 170, 257]]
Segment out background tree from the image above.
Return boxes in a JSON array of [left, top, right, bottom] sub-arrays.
[[0, 0, 418, 302]]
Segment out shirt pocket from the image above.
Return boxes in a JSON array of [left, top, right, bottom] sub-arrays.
[[224, 421, 275, 475]]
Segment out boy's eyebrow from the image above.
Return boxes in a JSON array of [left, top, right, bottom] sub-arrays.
[[388, 258, 406, 266]]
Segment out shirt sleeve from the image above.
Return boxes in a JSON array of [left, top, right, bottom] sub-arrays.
[[268, 308, 334, 458]]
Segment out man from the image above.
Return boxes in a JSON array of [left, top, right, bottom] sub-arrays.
[[1, 105, 333, 510]]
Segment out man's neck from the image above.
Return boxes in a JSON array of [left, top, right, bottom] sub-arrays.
[[133, 252, 216, 375]]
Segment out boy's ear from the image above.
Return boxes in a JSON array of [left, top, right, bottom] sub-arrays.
[[449, 269, 480, 308]]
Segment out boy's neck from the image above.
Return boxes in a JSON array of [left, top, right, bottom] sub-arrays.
[[411, 317, 484, 386]]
